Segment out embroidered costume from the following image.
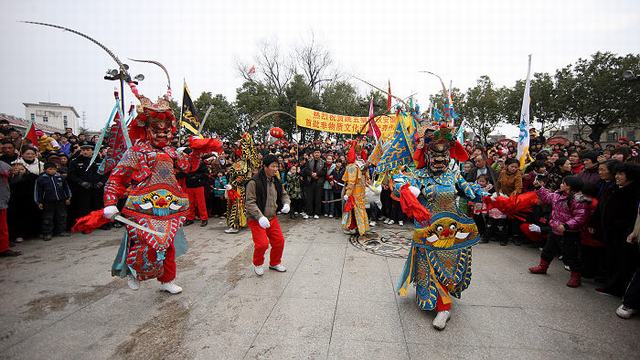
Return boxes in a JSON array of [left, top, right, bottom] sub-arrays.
[[102, 82, 221, 293], [342, 139, 370, 235], [393, 125, 484, 330], [225, 133, 260, 233]]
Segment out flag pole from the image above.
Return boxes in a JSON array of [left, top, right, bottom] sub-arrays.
[[179, 78, 185, 145], [517, 54, 533, 169]]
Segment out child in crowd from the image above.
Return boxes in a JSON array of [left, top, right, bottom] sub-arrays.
[[528, 175, 593, 287], [285, 165, 304, 218], [212, 171, 228, 218], [472, 174, 493, 243], [34, 162, 72, 241]]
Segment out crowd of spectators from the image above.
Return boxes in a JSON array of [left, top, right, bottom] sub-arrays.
[[1, 120, 638, 319]]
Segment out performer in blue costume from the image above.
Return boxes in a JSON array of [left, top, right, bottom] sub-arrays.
[[393, 125, 487, 330]]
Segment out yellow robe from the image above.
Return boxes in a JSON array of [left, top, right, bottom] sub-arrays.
[[341, 163, 369, 235]]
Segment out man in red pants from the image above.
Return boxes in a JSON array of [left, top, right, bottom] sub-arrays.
[[185, 160, 209, 227], [245, 154, 290, 275]]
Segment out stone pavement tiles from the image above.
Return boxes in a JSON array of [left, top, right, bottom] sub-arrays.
[[1, 217, 639, 359]]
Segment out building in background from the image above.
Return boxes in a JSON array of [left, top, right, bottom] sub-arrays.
[[23, 102, 79, 134], [0, 113, 66, 134]]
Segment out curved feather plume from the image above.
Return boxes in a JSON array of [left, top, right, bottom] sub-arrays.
[[351, 76, 409, 108], [21, 21, 126, 72], [419, 71, 450, 106], [128, 58, 172, 91], [250, 110, 296, 128]]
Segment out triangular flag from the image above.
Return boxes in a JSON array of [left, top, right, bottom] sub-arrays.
[[366, 98, 381, 143], [24, 121, 38, 146]]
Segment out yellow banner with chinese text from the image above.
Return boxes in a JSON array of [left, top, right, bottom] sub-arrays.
[[295, 106, 395, 137]]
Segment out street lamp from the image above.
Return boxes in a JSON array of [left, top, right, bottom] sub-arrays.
[[103, 64, 144, 115]]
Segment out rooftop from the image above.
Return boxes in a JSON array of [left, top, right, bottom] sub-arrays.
[[23, 102, 80, 118], [0, 113, 65, 133]]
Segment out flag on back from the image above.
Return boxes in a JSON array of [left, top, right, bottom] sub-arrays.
[[181, 81, 201, 136], [377, 113, 414, 173], [24, 121, 38, 146], [517, 55, 533, 169], [98, 105, 134, 175], [366, 97, 381, 143]]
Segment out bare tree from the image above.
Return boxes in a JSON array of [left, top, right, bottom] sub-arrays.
[[236, 40, 294, 97], [294, 32, 334, 91]]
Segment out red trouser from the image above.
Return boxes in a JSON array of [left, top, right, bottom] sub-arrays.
[[435, 291, 452, 311], [248, 217, 285, 266], [0, 209, 8, 253], [187, 186, 208, 221], [157, 242, 176, 283]]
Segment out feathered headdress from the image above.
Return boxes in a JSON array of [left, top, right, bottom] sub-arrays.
[[126, 59, 176, 142]]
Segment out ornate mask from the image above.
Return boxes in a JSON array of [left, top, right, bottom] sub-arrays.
[[426, 141, 450, 174], [146, 117, 173, 148]]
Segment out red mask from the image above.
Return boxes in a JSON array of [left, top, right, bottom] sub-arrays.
[[146, 118, 173, 148]]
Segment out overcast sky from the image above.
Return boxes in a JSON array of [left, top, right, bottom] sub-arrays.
[[1, 0, 638, 137]]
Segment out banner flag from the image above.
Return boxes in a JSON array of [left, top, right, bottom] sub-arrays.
[[181, 81, 202, 136], [295, 105, 394, 137], [517, 55, 533, 169]]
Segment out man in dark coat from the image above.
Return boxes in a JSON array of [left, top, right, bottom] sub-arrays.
[[67, 142, 105, 226], [469, 154, 498, 185], [302, 149, 325, 219]]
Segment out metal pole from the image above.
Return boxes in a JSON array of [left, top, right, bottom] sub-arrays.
[[120, 74, 126, 119]]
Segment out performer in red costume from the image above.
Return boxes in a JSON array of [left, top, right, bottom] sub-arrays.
[[102, 83, 220, 294]]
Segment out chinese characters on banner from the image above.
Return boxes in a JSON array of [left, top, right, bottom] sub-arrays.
[[296, 105, 395, 138]]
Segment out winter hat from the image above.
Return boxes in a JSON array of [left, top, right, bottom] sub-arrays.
[[262, 154, 278, 167]]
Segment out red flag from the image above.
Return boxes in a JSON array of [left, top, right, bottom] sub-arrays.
[[366, 98, 381, 142], [387, 80, 392, 112], [248, 65, 256, 76], [24, 121, 38, 146]]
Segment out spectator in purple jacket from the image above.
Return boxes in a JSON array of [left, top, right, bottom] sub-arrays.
[[528, 175, 593, 288]]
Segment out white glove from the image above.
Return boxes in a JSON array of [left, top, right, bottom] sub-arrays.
[[408, 186, 421, 198], [258, 216, 271, 229], [103, 205, 119, 220], [224, 184, 232, 190], [529, 224, 541, 233], [490, 192, 498, 201], [281, 203, 290, 214], [343, 195, 350, 201]]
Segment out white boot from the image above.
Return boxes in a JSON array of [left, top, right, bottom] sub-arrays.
[[269, 264, 287, 272], [159, 281, 183, 294], [127, 275, 140, 290], [432, 310, 451, 330], [224, 227, 239, 234], [254, 264, 265, 276]]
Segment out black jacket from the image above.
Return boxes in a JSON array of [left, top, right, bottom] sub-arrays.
[[35, 173, 72, 203], [601, 183, 640, 242], [186, 162, 210, 188], [67, 155, 105, 188], [304, 158, 326, 183]]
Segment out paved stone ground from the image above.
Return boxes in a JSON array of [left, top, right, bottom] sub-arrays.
[[1, 217, 639, 359]]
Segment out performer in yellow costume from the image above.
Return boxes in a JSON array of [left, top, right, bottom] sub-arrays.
[[341, 139, 369, 235], [224, 133, 260, 234]]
